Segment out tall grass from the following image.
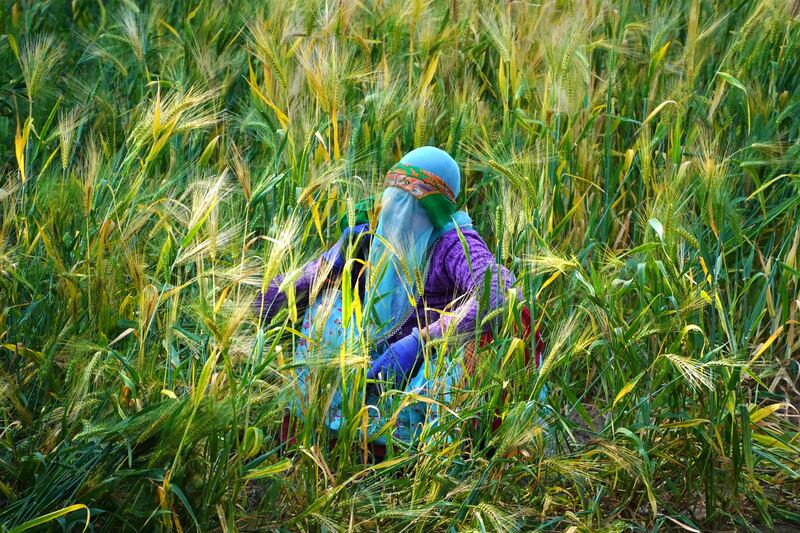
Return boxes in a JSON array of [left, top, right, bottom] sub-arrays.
[[1, 0, 799, 530]]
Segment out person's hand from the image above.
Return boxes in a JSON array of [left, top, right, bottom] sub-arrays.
[[367, 328, 423, 387], [321, 223, 370, 270]]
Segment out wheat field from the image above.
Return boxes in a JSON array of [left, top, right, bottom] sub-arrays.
[[1, 0, 800, 531]]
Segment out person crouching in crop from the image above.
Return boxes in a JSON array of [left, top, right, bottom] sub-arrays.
[[253, 146, 536, 444]]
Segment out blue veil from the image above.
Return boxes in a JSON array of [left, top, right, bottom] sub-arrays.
[[363, 147, 472, 343]]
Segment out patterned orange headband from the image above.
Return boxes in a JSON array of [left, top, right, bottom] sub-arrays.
[[383, 163, 457, 229], [384, 163, 456, 203]]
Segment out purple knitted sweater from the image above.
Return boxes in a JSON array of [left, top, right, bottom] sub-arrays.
[[253, 229, 517, 343]]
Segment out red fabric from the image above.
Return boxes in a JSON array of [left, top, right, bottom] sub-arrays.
[[464, 306, 542, 375], [465, 305, 542, 432], [280, 412, 296, 447]]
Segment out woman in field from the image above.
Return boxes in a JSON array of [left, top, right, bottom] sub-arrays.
[[254, 146, 536, 444]]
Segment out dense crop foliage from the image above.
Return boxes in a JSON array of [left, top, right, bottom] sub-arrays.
[[1, 0, 799, 530]]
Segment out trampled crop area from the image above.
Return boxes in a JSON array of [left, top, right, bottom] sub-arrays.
[[1, 1, 799, 531]]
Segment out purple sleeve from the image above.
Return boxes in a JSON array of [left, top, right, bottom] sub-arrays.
[[253, 257, 328, 323], [425, 231, 518, 339], [253, 225, 370, 324]]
